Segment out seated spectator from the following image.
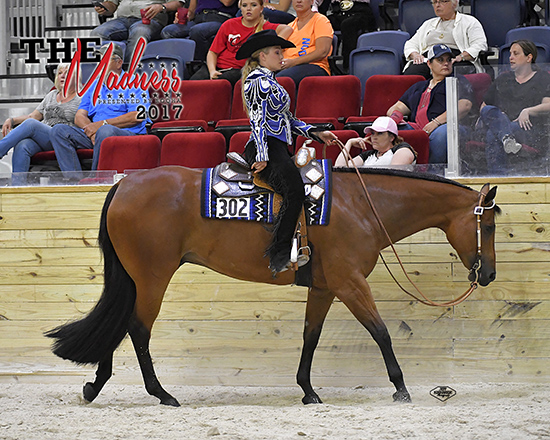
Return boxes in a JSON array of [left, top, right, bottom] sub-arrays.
[[275, 0, 333, 87], [161, 0, 239, 62], [403, 0, 487, 79], [387, 44, 473, 163], [477, 40, 550, 175], [50, 43, 150, 172], [91, 0, 184, 66], [325, 0, 376, 73], [190, 0, 292, 85], [334, 116, 416, 168], [0, 63, 80, 177]]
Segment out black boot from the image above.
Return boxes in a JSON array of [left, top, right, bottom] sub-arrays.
[[268, 247, 290, 275]]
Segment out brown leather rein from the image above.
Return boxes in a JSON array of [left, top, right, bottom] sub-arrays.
[[332, 138, 495, 307]]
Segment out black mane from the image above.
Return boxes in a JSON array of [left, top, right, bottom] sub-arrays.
[[332, 166, 473, 191]]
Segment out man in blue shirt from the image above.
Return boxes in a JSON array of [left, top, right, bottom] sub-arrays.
[[50, 43, 150, 171]]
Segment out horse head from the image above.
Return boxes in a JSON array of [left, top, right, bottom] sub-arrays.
[[447, 183, 499, 287]]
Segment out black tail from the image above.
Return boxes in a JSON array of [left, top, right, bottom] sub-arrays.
[[45, 183, 136, 365]]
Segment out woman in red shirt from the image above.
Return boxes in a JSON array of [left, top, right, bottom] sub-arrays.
[[190, 0, 292, 85]]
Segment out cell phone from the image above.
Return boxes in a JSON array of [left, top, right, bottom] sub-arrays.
[[92, 1, 107, 10]]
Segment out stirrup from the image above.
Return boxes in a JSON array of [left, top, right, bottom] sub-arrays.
[[289, 238, 310, 271]]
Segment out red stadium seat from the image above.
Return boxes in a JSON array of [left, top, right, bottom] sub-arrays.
[[30, 149, 94, 170], [398, 130, 429, 164], [150, 80, 232, 136], [176, 80, 232, 130], [295, 75, 361, 130], [215, 77, 297, 146], [295, 130, 361, 164], [464, 73, 492, 109], [160, 132, 226, 168], [97, 135, 161, 173], [228, 131, 251, 156], [345, 74, 425, 132], [150, 120, 209, 141]]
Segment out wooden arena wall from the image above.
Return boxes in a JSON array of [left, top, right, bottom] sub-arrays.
[[0, 177, 549, 388]]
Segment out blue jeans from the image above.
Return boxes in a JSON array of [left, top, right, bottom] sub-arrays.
[[161, 22, 194, 39], [91, 17, 164, 64], [479, 105, 537, 175], [261, 9, 295, 24], [189, 20, 224, 61], [276, 64, 328, 88], [50, 124, 136, 171], [400, 122, 469, 164], [0, 118, 55, 172]]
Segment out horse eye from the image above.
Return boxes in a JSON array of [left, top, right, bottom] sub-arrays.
[[483, 224, 495, 234]]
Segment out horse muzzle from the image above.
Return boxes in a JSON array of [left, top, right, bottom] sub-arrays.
[[469, 261, 496, 286]]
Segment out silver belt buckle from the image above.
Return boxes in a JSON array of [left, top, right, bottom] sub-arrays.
[[340, 0, 354, 11]]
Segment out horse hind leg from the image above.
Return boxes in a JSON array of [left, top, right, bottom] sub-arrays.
[[82, 354, 114, 403], [337, 278, 411, 403], [297, 287, 335, 404], [128, 315, 180, 407]]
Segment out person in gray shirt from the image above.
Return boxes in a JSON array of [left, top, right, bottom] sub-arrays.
[[0, 63, 81, 174]]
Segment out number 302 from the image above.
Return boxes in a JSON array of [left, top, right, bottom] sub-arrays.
[[216, 198, 249, 218]]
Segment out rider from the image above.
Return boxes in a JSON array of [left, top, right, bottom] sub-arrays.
[[235, 29, 338, 274]]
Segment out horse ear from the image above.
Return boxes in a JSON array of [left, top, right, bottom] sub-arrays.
[[479, 183, 490, 196], [484, 186, 497, 206]]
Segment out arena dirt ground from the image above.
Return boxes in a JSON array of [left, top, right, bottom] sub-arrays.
[[0, 382, 548, 439]]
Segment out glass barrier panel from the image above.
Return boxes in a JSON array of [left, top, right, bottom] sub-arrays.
[[0, 170, 119, 187], [454, 63, 550, 178]]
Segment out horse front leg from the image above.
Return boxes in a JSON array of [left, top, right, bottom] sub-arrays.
[[337, 278, 411, 403], [297, 287, 335, 404], [128, 315, 180, 407], [82, 353, 113, 403]]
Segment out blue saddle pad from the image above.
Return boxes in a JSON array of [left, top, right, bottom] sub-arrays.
[[201, 159, 332, 225]]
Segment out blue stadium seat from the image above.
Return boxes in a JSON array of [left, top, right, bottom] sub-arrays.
[[349, 47, 402, 96], [471, 0, 526, 48], [357, 30, 410, 68], [499, 26, 550, 66], [138, 39, 196, 80], [398, 0, 435, 35], [504, 26, 550, 46]]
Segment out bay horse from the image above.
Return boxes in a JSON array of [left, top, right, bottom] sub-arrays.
[[46, 166, 498, 407]]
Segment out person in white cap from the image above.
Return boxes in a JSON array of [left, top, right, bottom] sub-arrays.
[[334, 116, 416, 168]]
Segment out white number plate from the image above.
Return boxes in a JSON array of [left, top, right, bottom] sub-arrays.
[[216, 197, 250, 219]]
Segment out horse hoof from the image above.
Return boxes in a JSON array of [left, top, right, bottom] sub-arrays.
[[302, 394, 323, 405], [160, 396, 181, 407], [82, 382, 98, 403], [392, 390, 412, 403]]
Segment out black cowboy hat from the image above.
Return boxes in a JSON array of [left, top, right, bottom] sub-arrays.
[[236, 29, 295, 60]]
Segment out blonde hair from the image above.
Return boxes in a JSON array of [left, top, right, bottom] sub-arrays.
[[240, 47, 271, 114], [238, 0, 266, 32], [54, 63, 70, 91]]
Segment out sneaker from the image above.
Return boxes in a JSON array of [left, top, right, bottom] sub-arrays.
[[502, 134, 522, 154]]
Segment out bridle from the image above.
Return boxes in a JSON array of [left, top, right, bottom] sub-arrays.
[[469, 192, 496, 284], [333, 138, 496, 307]]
